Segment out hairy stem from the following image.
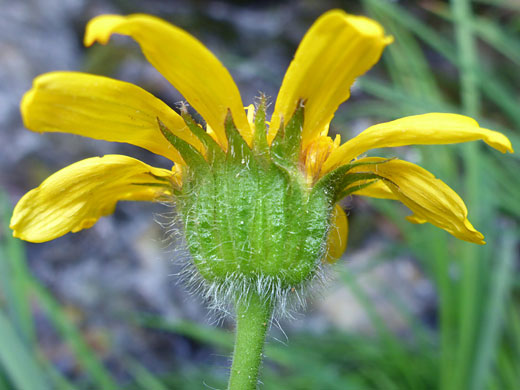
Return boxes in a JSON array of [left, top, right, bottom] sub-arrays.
[[228, 293, 272, 390]]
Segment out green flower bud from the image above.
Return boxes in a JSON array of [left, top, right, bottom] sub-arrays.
[[158, 102, 385, 310], [171, 107, 331, 308]]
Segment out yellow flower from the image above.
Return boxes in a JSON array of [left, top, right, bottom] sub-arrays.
[[11, 10, 513, 264]]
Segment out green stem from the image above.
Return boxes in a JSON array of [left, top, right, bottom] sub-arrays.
[[228, 293, 272, 390]]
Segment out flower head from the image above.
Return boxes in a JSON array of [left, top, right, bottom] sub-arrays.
[[11, 10, 513, 305]]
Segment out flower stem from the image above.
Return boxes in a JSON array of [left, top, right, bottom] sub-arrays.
[[228, 293, 272, 390]]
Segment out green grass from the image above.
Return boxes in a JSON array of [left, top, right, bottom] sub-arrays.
[[0, 191, 119, 390]]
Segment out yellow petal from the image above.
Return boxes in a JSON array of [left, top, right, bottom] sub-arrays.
[[269, 9, 391, 146], [324, 204, 349, 263], [302, 135, 338, 184], [324, 113, 514, 172], [10, 155, 176, 243], [351, 179, 397, 199], [85, 14, 251, 147], [351, 157, 485, 244], [205, 123, 220, 145], [21, 72, 201, 165], [246, 104, 256, 133], [406, 214, 427, 224]]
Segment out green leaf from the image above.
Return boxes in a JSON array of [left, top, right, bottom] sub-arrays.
[[224, 110, 254, 164], [157, 117, 208, 170], [125, 359, 169, 390], [253, 95, 269, 157], [270, 103, 304, 167], [471, 230, 517, 390], [0, 191, 35, 345], [313, 159, 394, 204], [29, 281, 119, 390], [0, 311, 51, 390], [180, 107, 225, 164]]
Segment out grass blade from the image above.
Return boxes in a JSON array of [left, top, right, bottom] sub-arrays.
[[0, 311, 51, 390], [471, 230, 517, 390]]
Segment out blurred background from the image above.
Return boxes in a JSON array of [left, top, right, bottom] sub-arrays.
[[1, 0, 519, 389]]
